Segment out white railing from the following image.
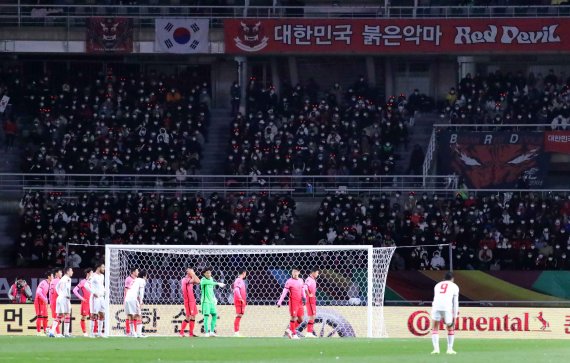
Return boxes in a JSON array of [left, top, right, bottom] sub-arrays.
[[422, 127, 437, 187], [433, 123, 558, 130], [0, 173, 565, 196], [1, 173, 457, 196], [0, 4, 569, 28]]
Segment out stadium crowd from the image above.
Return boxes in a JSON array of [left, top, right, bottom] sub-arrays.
[[2, 67, 209, 175], [442, 69, 570, 127], [226, 76, 415, 177], [314, 192, 570, 271], [15, 189, 570, 271], [16, 191, 296, 267]]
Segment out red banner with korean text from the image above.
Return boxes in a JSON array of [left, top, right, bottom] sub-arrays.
[[224, 18, 570, 54], [544, 131, 570, 154]]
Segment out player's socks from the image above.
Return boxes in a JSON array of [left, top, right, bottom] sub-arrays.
[[204, 315, 210, 333], [447, 328, 455, 350], [136, 320, 143, 336], [234, 316, 241, 332], [126, 319, 131, 334], [307, 320, 314, 333], [89, 320, 95, 336], [289, 321, 296, 333], [180, 319, 188, 335], [36, 317, 42, 332], [94, 319, 99, 334], [80, 319, 86, 333], [98, 319, 104, 336], [56, 320, 61, 334], [189, 320, 195, 336], [132, 319, 138, 336], [210, 313, 217, 333], [50, 319, 60, 334], [432, 328, 440, 352], [64, 317, 71, 336]]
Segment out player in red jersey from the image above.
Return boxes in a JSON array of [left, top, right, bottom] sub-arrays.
[[179, 267, 200, 337], [34, 271, 53, 335], [124, 267, 139, 336], [233, 269, 247, 336], [303, 268, 320, 338], [73, 268, 93, 336], [48, 268, 63, 335], [277, 268, 305, 339]]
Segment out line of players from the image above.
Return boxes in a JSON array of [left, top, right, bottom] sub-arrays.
[[33, 263, 321, 339], [178, 266, 320, 338], [33, 262, 107, 338]]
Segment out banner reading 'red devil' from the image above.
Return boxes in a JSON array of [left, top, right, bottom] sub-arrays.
[[225, 18, 570, 54]]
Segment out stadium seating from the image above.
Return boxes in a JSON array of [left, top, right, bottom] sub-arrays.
[[16, 190, 570, 271], [16, 191, 296, 267], [226, 76, 411, 176], [313, 192, 570, 271], [9, 68, 209, 175], [441, 70, 570, 127]]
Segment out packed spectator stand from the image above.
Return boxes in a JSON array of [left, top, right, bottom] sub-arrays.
[[441, 69, 570, 127], [5, 61, 570, 273], [3, 67, 210, 177], [16, 189, 570, 271], [16, 191, 297, 268], [226, 76, 414, 178], [314, 191, 570, 271]]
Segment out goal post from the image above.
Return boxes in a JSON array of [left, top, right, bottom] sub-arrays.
[[104, 245, 396, 338]]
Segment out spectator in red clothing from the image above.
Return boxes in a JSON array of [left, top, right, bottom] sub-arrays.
[[3, 118, 17, 150], [8, 278, 32, 303]]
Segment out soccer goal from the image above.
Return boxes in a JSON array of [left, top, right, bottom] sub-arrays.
[[104, 245, 396, 338]]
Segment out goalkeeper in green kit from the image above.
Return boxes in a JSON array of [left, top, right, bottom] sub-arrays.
[[200, 267, 226, 337]]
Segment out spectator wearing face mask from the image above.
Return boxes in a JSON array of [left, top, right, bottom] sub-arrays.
[[430, 251, 446, 270], [67, 250, 82, 268]]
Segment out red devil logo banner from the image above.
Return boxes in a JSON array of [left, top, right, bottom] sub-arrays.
[[438, 131, 549, 189], [86, 17, 133, 53]]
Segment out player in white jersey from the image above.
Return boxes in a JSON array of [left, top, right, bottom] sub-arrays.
[[431, 271, 459, 355], [49, 267, 73, 338], [88, 262, 107, 338], [124, 270, 148, 338]]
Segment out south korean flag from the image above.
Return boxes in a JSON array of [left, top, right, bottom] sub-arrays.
[[155, 19, 209, 53]]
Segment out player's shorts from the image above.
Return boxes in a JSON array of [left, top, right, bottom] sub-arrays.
[[80, 300, 90, 316], [34, 298, 48, 316], [49, 299, 57, 318], [289, 302, 304, 318], [234, 299, 246, 315], [55, 297, 71, 314], [184, 299, 198, 316], [201, 302, 217, 316], [124, 299, 141, 316], [431, 309, 454, 326], [90, 296, 107, 315], [306, 301, 317, 316]]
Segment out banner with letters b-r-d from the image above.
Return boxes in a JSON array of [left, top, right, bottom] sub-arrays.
[[155, 19, 209, 54], [437, 131, 550, 189]]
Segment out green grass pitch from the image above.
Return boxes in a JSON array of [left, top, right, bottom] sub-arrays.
[[1, 336, 568, 363]]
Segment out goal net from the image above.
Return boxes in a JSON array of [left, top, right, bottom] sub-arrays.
[[105, 245, 395, 338]]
